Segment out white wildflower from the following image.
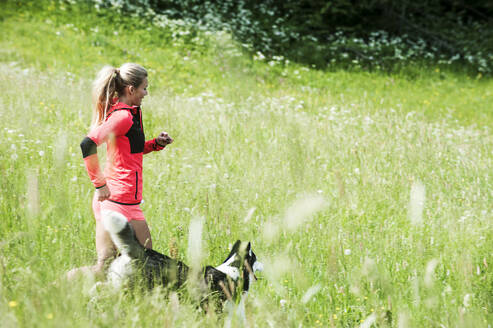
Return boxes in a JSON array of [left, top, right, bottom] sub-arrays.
[[408, 181, 425, 225], [463, 294, 472, 308], [243, 207, 256, 223], [359, 313, 376, 328], [187, 216, 205, 268], [301, 284, 321, 304], [424, 259, 439, 287], [284, 195, 326, 231]]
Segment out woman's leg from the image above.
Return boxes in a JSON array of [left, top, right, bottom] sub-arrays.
[[129, 219, 152, 249], [67, 217, 150, 280], [66, 220, 116, 280], [95, 219, 117, 273]]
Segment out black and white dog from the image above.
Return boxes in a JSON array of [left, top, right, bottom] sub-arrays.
[[101, 210, 263, 304]]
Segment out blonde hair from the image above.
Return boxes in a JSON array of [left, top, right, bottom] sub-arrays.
[[91, 63, 148, 127]]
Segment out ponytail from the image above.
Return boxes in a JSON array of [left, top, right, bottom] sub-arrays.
[[91, 66, 121, 127], [91, 63, 147, 128]]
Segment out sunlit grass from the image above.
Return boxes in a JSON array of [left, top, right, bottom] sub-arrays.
[[0, 1, 492, 327]]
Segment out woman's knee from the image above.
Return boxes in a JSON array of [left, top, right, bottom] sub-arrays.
[[130, 220, 152, 249], [97, 245, 117, 260]]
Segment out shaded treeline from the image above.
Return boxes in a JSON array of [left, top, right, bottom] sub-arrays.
[[8, 0, 493, 71], [135, 0, 493, 72]]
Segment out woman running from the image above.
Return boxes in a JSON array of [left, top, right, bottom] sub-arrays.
[[78, 63, 172, 276]]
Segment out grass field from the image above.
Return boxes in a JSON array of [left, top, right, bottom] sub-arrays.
[[1, 1, 492, 327]]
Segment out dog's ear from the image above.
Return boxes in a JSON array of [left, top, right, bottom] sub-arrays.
[[232, 240, 241, 252], [223, 240, 241, 263], [247, 242, 251, 252]]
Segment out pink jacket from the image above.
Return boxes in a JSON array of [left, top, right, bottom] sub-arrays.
[[80, 102, 164, 204]]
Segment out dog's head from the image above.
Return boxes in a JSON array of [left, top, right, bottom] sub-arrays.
[[216, 240, 263, 292]]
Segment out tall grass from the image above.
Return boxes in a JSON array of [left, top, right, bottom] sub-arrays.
[[1, 1, 492, 327]]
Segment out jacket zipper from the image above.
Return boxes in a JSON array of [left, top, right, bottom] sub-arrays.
[[135, 171, 139, 199]]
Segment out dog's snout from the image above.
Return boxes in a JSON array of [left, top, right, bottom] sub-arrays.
[[253, 261, 263, 273]]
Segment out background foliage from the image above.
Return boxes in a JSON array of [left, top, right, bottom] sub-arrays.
[[94, 0, 493, 73]]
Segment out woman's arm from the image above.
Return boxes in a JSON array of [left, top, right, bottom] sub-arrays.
[[143, 131, 173, 154], [80, 110, 133, 191]]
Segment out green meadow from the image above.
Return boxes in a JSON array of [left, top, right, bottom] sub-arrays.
[[0, 1, 492, 327]]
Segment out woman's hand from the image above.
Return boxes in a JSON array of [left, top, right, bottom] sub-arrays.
[[96, 185, 111, 202], [156, 132, 173, 147]]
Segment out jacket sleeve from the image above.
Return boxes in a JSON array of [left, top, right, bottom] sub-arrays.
[[143, 138, 165, 155], [80, 111, 133, 188]]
